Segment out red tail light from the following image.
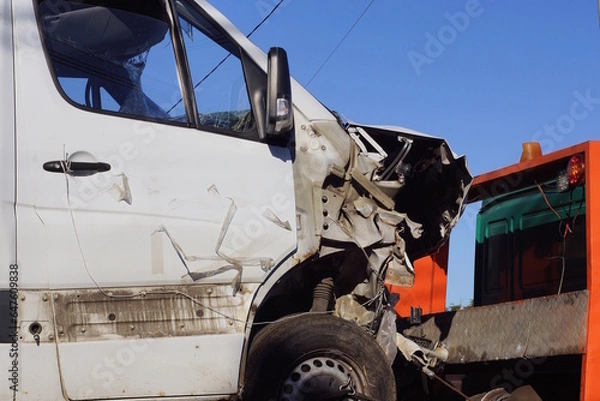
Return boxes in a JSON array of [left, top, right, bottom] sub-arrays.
[[567, 154, 585, 187]]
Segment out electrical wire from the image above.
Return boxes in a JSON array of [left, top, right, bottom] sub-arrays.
[[535, 181, 567, 294], [246, 0, 285, 38], [305, 0, 376, 87], [571, 190, 584, 227], [535, 182, 562, 221], [535, 180, 587, 295], [329, 216, 392, 333], [190, 0, 286, 88], [558, 237, 566, 294], [557, 189, 584, 294], [430, 373, 473, 401]]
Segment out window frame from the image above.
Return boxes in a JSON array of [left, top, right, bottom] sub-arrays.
[[170, 0, 259, 140], [33, 0, 260, 140]]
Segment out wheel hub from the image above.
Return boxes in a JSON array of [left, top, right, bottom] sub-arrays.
[[278, 356, 359, 401]]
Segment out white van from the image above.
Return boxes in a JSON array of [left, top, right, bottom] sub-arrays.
[[0, 0, 471, 400]]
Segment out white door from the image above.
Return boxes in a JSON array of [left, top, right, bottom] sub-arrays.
[[15, 0, 295, 398]]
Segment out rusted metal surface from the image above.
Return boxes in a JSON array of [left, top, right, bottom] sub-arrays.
[[401, 290, 588, 364], [52, 284, 257, 342]]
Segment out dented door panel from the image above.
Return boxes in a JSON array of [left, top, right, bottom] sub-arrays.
[[14, 0, 294, 398]]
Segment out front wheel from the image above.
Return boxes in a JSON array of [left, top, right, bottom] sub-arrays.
[[243, 314, 396, 401]]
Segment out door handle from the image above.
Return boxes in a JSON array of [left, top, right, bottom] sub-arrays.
[[43, 160, 111, 176]]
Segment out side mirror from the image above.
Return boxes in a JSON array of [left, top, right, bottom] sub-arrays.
[[265, 47, 293, 136]]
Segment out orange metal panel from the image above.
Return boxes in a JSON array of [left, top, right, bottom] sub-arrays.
[[389, 242, 449, 318], [468, 142, 593, 204], [581, 141, 600, 401]]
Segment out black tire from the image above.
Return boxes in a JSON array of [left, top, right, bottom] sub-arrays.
[[243, 314, 396, 401]]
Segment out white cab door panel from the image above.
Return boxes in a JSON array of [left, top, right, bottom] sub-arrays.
[[15, 0, 295, 398]]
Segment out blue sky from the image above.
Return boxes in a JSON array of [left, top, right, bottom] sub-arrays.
[[210, 0, 600, 306]]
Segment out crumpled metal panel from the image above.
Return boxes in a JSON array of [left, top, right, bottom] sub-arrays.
[[349, 123, 472, 260], [401, 290, 588, 364]]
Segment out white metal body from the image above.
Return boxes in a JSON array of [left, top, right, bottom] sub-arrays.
[[1, 0, 340, 400], [0, 1, 472, 400]]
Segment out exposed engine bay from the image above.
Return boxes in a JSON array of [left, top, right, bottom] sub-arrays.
[[309, 121, 472, 334], [255, 118, 472, 351]]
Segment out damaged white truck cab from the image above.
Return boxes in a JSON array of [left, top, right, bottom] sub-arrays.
[[0, 0, 471, 400]]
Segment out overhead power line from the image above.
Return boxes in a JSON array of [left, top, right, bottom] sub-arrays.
[[306, 0, 376, 88], [189, 1, 286, 93], [248, 0, 285, 38], [167, 0, 286, 114]]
